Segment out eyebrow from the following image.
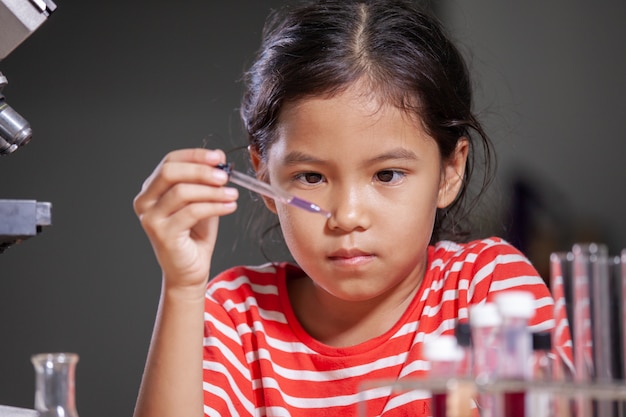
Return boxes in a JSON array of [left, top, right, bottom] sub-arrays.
[[366, 147, 418, 164], [280, 147, 419, 167], [281, 151, 324, 166]]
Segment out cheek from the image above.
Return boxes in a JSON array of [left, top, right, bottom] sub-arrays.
[[276, 208, 311, 254], [396, 183, 441, 231]]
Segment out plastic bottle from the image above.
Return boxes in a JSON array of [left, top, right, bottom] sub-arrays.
[[454, 321, 472, 377], [494, 291, 535, 417], [469, 303, 502, 417], [424, 335, 464, 417]]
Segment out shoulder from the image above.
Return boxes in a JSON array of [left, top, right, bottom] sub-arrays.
[[203, 262, 300, 331], [430, 237, 545, 298], [210, 263, 284, 284], [429, 237, 554, 328], [206, 263, 287, 302], [430, 237, 528, 269]]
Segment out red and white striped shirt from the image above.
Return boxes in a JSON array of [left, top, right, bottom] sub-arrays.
[[203, 237, 567, 416]]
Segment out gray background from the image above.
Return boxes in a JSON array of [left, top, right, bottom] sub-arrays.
[[0, 1, 624, 416]]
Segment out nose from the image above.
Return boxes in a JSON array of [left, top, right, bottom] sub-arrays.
[[326, 185, 372, 232]]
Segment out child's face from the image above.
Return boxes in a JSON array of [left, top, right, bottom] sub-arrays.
[[255, 83, 466, 302]]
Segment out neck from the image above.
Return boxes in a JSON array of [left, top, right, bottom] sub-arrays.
[[288, 274, 421, 347]]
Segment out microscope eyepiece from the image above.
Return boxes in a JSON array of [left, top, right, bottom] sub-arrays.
[[0, 98, 33, 154], [0, 71, 33, 154]]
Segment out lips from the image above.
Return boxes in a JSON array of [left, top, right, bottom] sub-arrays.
[[327, 248, 375, 266]]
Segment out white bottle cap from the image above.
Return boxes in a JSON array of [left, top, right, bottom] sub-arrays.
[[469, 302, 502, 328], [494, 291, 535, 319], [423, 335, 464, 362]]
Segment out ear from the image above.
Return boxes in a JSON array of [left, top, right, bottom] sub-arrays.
[[437, 138, 469, 208], [248, 146, 278, 214]]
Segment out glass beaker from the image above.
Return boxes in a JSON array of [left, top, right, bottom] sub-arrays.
[[31, 352, 79, 417]]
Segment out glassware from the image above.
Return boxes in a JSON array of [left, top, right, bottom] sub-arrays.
[[469, 302, 502, 417], [454, 321, 472, 377], [216, 163, 331, 218], [31, 352, 79, 417], [494, 291, 535, 417], [424, 335, 464, 417], [549, 251, 575, 382], [528, 331, 555, 417]]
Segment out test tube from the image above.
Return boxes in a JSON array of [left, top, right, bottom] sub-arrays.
[[572, 243, 607, 381], [549, 252, 575, 417], [622, 249, 626, 382], [549, 252, 575, 381], [572, 242, 612, 417], [621, 250, 626, 417]]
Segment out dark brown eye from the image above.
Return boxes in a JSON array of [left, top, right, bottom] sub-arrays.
[[376, 170, 395, 182], [299, 172, 323, 184], [375, 170, 406, 184]]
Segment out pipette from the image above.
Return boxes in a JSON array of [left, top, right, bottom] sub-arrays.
[[216, 163, 331, 218]]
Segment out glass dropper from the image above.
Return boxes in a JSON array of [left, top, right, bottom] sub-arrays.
[[217, 163, 331, 218]]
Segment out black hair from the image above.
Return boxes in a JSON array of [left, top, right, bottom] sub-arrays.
[[241, 0, 495, 243]]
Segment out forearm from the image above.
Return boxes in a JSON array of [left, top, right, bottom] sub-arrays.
[[133, 280, 207, 417], [131, 148, 236, 417]]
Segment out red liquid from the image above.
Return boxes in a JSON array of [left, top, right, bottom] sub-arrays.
[[504, 391, 525, 417], [432, 393, 447, 417]]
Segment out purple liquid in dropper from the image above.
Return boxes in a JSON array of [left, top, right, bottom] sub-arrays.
[[286, 195, 331, 217], [217, 163, 331, 218]]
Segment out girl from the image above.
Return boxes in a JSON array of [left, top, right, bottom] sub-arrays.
[[133, 1, 564, 416]]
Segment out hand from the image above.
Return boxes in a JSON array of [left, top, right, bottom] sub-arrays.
[[133, 148, 238, 293]]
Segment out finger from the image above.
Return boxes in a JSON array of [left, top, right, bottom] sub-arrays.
[[142, 200, 237, 250], [160, 148, 226, 165], [134, 159, 230, 215], [138, 183, 237, 237], [136, 148, 226, 203], [151, 183, 239, 219]]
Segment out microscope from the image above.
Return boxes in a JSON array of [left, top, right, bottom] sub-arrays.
[[0, 0, 56, 254]]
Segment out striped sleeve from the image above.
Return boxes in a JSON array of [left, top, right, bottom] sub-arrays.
[[454, 238, 573, 369], [463, 238, 556, 331], [203, 284, 256, 416], [425, 238, 572, 366]]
